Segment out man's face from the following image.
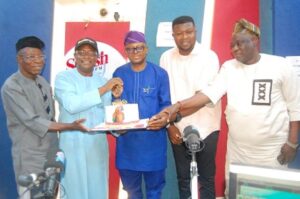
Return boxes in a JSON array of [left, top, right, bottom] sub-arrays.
[[74, 44, 98, 75], [172, 22, 197, 55], [230, 32, 259, 64], [17, 47, 46, 79], [125, 42, 147, 65]]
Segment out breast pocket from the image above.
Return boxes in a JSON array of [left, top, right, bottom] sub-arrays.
[[140, 86, 158, 117]]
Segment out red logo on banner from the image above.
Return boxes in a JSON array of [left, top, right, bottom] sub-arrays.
[[66, 51, 109, 69], [65, 22, 129, 79]]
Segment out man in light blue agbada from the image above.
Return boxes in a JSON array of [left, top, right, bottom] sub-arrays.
[[54, 37, 123, 199]]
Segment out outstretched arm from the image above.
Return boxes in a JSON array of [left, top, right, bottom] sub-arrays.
[[148, 92, 211, 130], [177, 92, 211, 117], [48, 118, 89, 132]]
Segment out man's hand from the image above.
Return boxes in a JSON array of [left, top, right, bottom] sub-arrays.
[[72, 118, 89, 132], [148, 104, 181, 130], [112, 84, 123, 98], [167, 125, 182, 145], [277, 143, 297, 165], [147, 109, 170, 130], [99, 77, 123, 95]]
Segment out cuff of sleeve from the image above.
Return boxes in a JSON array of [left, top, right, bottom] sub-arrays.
[[166, 122, 174, 129], [202, 88, 219, 105], [286, 140, 299, 149]]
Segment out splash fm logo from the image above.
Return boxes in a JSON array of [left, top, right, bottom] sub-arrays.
[[66, 51, 109, 77], [66, 51, 108, 69]]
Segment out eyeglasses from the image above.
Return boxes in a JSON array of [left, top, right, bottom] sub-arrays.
[[22, 55, 46, 62], [75, 50, 98, 57], [230, 38, 252, 49], [125, 46, 145, 54]]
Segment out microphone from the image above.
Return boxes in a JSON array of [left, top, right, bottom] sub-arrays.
[[18, 172, 46, 187], [42, 148, 65, 198], [183, 125, 204, 153]]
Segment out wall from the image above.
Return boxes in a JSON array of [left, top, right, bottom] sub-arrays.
[[273, 0, 300, 168], [273, 0, 300, 56], [0, 0, 299, 198], [260, 0, 273, 54]]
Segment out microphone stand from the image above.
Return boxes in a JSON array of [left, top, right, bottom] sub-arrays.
[[183, 125, 205, 199], [190, 151, 198, 199]]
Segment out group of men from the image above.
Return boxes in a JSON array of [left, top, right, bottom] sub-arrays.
[[1, 15, 299, 199]]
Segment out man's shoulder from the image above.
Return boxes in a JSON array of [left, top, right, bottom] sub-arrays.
[[260, 53, 285, 62], [55, 68, 77, 80], [113, 63, 132, 78], [57, 68, 74, 75], [195, 43, 218, 57], [114, 63, 130, 72], [1, 73, 29, 99], [147, 61, 166, 71], [221, 58, 239, 69], [161, 47, 177, 58], [2, 73, 20, 89]]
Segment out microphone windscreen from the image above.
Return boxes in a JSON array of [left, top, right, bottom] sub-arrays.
[[183, 125, 200, 139], [18, 174, 35, 187], [18, 172, 45, 187], [183, 125, 203, 152]]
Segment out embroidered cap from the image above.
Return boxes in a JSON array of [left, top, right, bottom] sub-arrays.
[[233, 18, 260, 38]]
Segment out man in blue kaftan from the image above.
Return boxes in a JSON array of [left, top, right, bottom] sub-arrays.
[[113, 31, 171, 199]]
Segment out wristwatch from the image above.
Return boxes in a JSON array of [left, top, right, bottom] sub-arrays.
[[174, 112, 182, 123]]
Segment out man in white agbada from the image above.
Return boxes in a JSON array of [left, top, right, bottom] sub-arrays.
[[149, 18, 300, 195]]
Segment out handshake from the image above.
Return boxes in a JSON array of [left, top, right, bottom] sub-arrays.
[[147, 102, 182, 130]]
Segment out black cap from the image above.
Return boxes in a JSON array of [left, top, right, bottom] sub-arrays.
[[75, 37, 98, 53], [16, 36, 45, 52]]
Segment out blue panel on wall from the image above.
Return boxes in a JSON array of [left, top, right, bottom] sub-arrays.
[[0, 1, 54, 198], [273, 0, 300, 56], [273, 0, 300, 169], [259, 0, 273, 54]]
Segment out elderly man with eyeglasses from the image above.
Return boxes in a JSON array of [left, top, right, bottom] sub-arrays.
[[112, 31, 171, 199], [1, 36, 89, 199]]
